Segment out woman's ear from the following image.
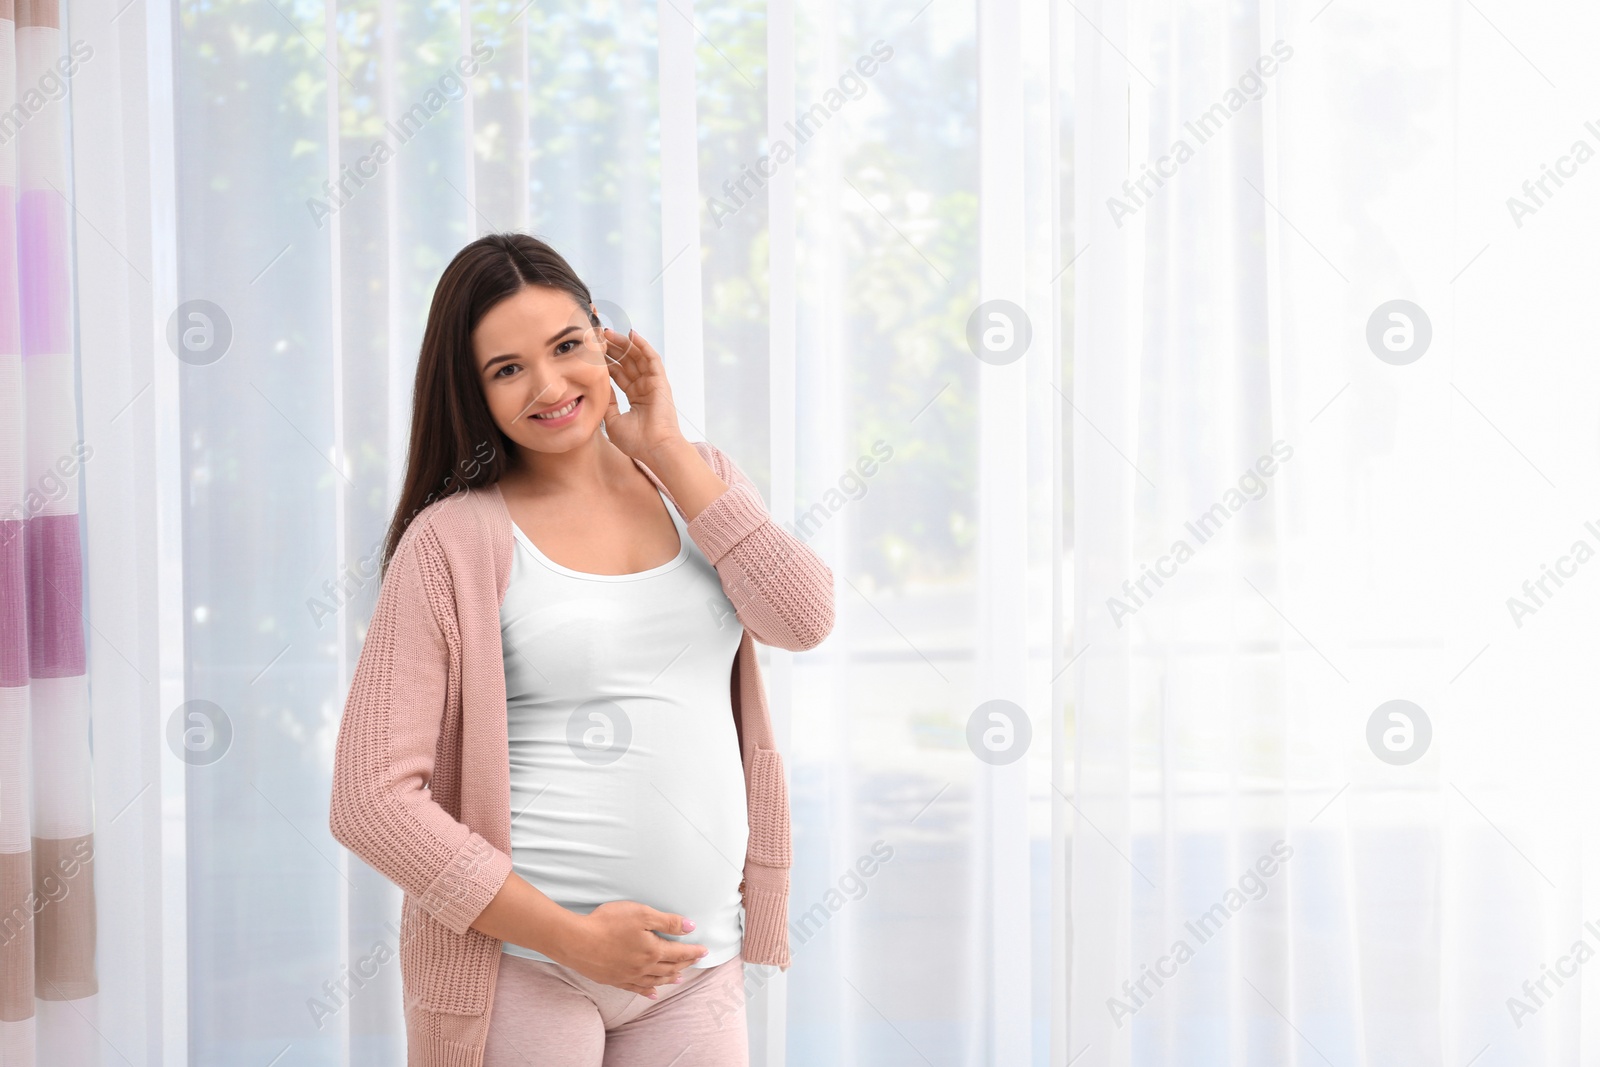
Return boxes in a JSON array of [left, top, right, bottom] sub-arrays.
[[588, 302, 601, 327]]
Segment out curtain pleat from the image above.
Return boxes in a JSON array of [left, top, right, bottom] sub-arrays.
[[0, 1, 33, 1062], [2, 0, 97, 1063]]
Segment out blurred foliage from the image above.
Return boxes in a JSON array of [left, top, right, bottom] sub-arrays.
[[176, 0, 1017, 607], [696, 4, 984, 590]]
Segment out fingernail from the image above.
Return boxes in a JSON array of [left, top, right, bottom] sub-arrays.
[[682, 919, 696, 931], [673, 975, 684, 984]]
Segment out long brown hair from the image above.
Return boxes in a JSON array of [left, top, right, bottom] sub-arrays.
[[380, 233, 600, 576]]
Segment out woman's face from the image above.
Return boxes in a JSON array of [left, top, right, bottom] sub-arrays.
[[473, 284, 611, 460]]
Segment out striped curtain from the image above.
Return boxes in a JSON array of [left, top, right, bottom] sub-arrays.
[[0, 0, 96, 1063]]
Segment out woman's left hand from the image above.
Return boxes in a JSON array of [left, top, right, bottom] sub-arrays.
[[600, 327, 688, 461]]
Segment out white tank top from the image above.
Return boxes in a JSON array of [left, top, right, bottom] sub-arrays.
[[498, 486, 748, 968]]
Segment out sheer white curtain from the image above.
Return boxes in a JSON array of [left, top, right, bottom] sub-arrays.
[[56, 0, 1065, 1062], [1072, 0, 1600, 1064]]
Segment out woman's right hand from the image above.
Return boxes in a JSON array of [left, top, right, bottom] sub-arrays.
[[553, 900, 709, 998]]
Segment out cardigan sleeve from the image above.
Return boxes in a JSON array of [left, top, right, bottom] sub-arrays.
[[685, 441, 836, 652], [328, 525, 514, 937]]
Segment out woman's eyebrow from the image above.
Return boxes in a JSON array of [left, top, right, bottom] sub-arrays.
[[482, 325, 585, 371]]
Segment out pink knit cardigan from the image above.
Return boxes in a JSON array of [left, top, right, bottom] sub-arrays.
[[328, 440, 834, 1066]]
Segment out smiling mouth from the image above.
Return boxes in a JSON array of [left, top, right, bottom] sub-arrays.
[[528, 395, 582, 422]]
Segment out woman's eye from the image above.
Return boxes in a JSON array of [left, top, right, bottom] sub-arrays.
[[494, 363, 519, 378], [555, 340, 579, 356]]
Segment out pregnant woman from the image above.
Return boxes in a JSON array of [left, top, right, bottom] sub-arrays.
[[329, 233, 834, 1066]]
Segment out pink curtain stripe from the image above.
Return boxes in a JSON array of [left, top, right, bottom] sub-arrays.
[[22, 515, 77, 678], [0, 187, 17, 356], [14, 191, 63, 358], [0, 522, 21, 687]]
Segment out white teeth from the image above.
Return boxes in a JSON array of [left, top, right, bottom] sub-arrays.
[[534, 398, 579, 419]]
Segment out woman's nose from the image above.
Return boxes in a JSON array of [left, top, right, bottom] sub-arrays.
[[514, 377, 567, 421]]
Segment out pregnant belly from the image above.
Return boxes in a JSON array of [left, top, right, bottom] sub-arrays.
[[508, 755, 750, 925]]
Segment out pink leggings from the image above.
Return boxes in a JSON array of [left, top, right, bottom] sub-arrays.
[[482, 952, 750, 1066]]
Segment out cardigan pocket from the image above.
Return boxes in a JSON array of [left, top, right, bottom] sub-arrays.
[[745, 747, 792, 867], [399, 894, 493, 1016]]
